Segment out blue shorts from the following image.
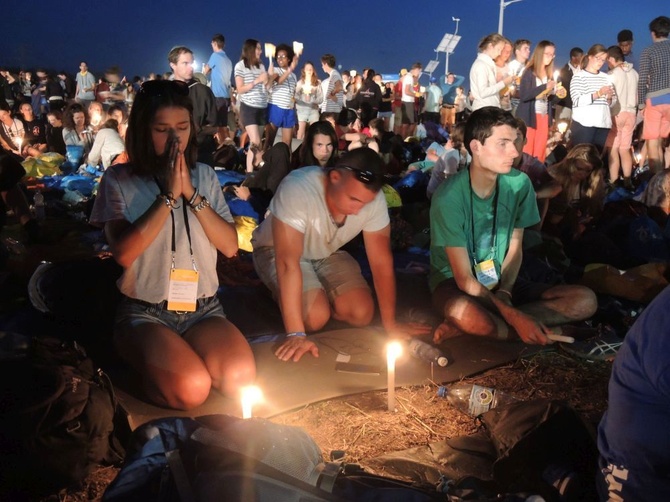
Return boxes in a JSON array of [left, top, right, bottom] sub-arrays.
[[268, 103, 297, 128], [115, 295, 226, 336]]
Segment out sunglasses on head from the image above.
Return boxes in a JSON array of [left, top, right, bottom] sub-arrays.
[[138, 80, 189, 97], [338, 165, 378, 185]]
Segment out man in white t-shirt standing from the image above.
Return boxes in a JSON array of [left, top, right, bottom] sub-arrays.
[[321, 54, 344, 113], [252, 148, 430, 362], [401, 62, 422, 137], [508, 39, 531, 115]]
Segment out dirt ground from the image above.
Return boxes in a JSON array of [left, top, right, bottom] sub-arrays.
[[40, 350, 611, 502]]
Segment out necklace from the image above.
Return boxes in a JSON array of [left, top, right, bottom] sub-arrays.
[[327, 212, 347, 245]]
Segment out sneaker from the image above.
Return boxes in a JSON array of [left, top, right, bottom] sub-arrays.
[[559, 328, 623, 362]]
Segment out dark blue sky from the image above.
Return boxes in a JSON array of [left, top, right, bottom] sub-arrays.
[[3, 0, 666, 84]]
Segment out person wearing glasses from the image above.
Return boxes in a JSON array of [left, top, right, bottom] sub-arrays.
[[251, 147, 430, 362], [517, 40, 559, 163], [429, 107, 597, 346], [569, 44, 616, 152], [90, 80, 255, 410]]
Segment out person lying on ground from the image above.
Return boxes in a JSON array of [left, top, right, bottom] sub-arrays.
[[429, 106, 597, 345]]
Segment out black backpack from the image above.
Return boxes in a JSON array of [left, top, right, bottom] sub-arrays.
[[0, 333, 126, 496]]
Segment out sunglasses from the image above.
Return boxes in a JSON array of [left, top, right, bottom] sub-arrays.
[[339, 165, 378, 185], [138, 80, 189, 97]]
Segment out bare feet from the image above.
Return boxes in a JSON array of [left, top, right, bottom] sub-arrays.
[[433, 320, 462, 344]]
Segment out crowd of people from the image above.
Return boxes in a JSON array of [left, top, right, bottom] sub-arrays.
[[1, 16, 670, 501]]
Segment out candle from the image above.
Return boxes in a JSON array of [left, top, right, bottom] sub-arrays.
[[557, 120, 568, 134], [241, 385, 263, 419], [386, 341, 403, 412], [264, 43, 276, 59], [292, 41, 303, 56], [553, 70, 560, 83], [15, 136, 23, 153]]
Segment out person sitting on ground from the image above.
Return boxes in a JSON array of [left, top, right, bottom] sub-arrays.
[[17, 101, 48, 157], [45, 110, 66, 155], [62, 102, 94, 159], [597, 284, 670, 501], [89, 79, 255, 410], [234, 120, 340, 218], [0, 101, 29, 157], [107, 104, 128, 140], [87, 100, 107, 134], [512, 118, 562, 229], [251, 147, 431, 362], [543, 143, 606, 243], [337, 107, 376, 152], [429, 106, 597, 345], [0, 146, 40, 242], [87, 118, 126, 170]]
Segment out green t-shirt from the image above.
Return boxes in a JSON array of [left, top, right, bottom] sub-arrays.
[[429, 168, 540, 291]]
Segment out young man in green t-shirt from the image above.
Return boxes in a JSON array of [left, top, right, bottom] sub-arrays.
[[429, 106, 597, 345]]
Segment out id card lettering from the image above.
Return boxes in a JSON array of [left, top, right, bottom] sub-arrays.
[[474, 259, 498, 290], [167, 268, 199, 312]]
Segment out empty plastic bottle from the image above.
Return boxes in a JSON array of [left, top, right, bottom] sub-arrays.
[[408, 339, 448, 367], [437, 383, 518, 416], [33, 190, 45, 220]]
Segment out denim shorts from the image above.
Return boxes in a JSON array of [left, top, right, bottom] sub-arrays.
[[115, 295, 226, 336]]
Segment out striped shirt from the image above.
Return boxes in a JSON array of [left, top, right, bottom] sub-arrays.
[[269, 67, 297, 110], [570, 70, 613, 128], [324, 69, 343, 112], [234, 60, 268, 109], [638, 39, 670, 107]]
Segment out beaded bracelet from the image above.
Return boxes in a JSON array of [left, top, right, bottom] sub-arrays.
[[190, 196, 210, 213], [286, 331, 307, 338]]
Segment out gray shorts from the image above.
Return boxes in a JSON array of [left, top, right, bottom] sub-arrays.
[[115, 295, 226, 336], [253, 247, 370, 302]]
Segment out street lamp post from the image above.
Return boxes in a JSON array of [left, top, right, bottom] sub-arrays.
[[498, 0, 523, 35], [445, 17, 460, 76]]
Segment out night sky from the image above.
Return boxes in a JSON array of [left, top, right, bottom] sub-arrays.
[[3, 0, 667, 84]]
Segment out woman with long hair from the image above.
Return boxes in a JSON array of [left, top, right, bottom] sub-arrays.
[[294, 62, 323, 140], [234, 39, 269, 162], [569, 44, 615, 152], [90, 80, 255, 410], [544, 143, 606, 240], [517, 40, 558, 162]]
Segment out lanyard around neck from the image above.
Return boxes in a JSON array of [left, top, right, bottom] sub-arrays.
[[154, 177, 197, 271], [468, 170, 499, 264]]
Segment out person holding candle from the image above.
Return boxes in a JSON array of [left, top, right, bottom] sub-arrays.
[[234, 39, 269, 159], [517, 40, 558, 163], [569, 44, 616, 153], [295, 62, 323, 140], [90, 80, 255, 410], [469, 33, 516, 112]]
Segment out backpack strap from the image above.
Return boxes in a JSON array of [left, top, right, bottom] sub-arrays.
[[160, 431, 196, 502], [308, 461, 343, 492]]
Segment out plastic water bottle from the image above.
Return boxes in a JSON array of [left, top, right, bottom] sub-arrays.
[[33, 190, 45, 220], [408, 339, 448, 367], [437, 383, 518, 416]]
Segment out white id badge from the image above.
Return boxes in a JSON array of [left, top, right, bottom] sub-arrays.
[[474, 259, 499, 290], [167, 269, 199, 312]]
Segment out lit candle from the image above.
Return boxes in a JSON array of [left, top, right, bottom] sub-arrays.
[[292, 41, 303, 56], [557, 120, 568, 134], [241, 385, 263, 419], [386, 341, 403, 412], [15, 136, 23, 154], [553, 70, 560, 83], [264, 43, 276, 59]]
